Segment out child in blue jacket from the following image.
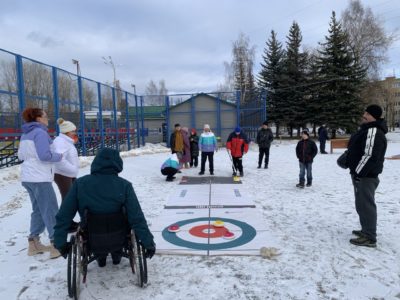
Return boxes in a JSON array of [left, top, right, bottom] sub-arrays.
[[161, 153, 181, 181]]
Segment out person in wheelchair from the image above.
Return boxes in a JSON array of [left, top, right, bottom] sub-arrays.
[[53, 148, 155, 267]]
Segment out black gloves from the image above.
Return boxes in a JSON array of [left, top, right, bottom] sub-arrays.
[[145, 243, 156, 259], [59, 242, 71, 259]]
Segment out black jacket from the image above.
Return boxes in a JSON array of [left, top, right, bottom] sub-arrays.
[[256, 128, 274, 148], [296, 139, 318, 163], [189, 134, 199, 156], [347, 119, 387, 178], [318, 126, 329, 142]]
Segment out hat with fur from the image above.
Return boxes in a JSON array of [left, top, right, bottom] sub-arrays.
[[57, 118, 76, 134]]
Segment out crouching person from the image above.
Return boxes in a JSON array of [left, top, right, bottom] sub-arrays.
[[161, 153, 180, 182], [53, 148, 155, 267]]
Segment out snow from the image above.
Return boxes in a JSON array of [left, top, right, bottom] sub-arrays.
[[1, 131, 400, 299]]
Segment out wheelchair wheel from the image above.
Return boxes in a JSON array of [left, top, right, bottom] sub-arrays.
[[129, 230, 146, 287], [72, 235, 82, 300], [67, 235, 75, 298]]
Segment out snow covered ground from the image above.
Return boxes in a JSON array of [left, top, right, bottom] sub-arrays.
[[0, 132, 399, 300]]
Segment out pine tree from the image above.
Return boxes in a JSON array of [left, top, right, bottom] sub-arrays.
[[258, 30, 285, 136], [281, 22, 308, 137], [317, 11, 366, 136]]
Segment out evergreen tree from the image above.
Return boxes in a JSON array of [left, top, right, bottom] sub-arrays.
[[281, 21, 308, 137], [317, 11, 366, 136], [258, 30, 285, 137]]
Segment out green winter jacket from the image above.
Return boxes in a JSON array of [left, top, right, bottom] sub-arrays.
[[53, 148, 154, 250]]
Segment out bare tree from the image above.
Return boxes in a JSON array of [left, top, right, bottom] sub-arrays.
[[222, 33, 256, 104], [341, 0, 397, 79], [144, 79, 168, 106]]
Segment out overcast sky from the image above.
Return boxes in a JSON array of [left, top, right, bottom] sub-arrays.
[[0, 0, 399, 94]]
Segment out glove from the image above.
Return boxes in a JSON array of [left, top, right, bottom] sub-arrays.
[[145, 244, 156, 259], [59, 242, 71, 259]]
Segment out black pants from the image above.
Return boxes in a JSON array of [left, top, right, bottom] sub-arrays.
[[319, 139, 326, 153], [161, 167, 178, 179], [200, 152, 214, 173], [258, 147, 270, 167], [190, 155, 198, 167], [352, 175, 379, 242], [54, 173, 76, 202], [232, 156, 243, 173]]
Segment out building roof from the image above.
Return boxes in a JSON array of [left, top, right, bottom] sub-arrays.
[[170, 93, 236, 109]]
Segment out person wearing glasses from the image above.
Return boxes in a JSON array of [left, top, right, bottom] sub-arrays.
[[18, 108, 63, 259]]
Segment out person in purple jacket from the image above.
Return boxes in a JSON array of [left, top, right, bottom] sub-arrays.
[[18, 108, 63, 259]]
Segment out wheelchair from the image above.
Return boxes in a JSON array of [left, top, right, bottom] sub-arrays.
[[66, 209, 148, 299]]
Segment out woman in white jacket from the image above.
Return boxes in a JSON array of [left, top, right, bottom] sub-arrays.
[[53, 118, 80, 231]]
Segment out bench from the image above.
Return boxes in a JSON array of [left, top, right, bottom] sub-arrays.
[[330, 138, 349, 154]]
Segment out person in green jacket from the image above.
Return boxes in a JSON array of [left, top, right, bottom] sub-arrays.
[[53, 148, 155, 266]]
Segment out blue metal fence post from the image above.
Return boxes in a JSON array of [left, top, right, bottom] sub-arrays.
[[15, 55, 25, 115], [235, 90, 241, 127], [77, 76, 86, 155], [52, 67, 60, 134], [134, 95, 140, 148], [125, 91, 131, 150], [140, 96, 145, 146], [97, 83, 104, 149], [111, 87, 119, 151], [165, 95, 170, 147], [190, 94, 195, 130], [216, 93, 221, 139]]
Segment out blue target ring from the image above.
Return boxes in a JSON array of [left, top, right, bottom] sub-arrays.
[[162, 217, 256, 250]]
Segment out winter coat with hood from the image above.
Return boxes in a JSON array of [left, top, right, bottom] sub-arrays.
[[53, 148, 154, 250], [347, 119, 387, 178], [18, 122, 62, 182], [226, 132, 249, 158], [256, 128, 274, 148], [296, 139, 318, 163], [161, 153, 180, 170], [53, 133, 79, 178], [199, 131, 217, 153]]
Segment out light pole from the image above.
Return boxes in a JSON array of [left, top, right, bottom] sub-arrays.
[[72, 59, 81, 76], [131, 84, 136, 95], [102, 56, 117, 87]]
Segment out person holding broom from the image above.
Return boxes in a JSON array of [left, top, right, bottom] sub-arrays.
[[226, 126, 249, 177]]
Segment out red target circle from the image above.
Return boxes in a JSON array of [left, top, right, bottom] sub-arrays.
[[189, 224, 227, 238]]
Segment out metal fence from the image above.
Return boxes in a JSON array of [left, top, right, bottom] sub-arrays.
[[0, 48, 267, 168]]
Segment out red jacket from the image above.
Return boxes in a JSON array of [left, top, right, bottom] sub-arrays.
[[226, 132, 249, 157]]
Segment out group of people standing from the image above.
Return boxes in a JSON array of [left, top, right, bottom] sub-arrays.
[[162, 122, 276, 180]]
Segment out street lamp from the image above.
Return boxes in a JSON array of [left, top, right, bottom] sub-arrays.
[[131, 84, 136, 95], [72, 59, 81, 76], [102, 56, 117, 87]]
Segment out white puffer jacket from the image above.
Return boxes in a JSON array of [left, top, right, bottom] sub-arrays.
[[53, 133, 79, 178]]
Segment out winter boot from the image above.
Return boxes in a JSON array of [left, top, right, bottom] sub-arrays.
[[349, 236, 376, 248], [49, 243, 61, 259], [351, 230, 365, 237], [296, 182, 305, 188], [306, 181, 312, 187], [239, 171, 244, 177], [28, 237, 52, 256], [264, 165, 268, 169], [257, 165, 261, 169]]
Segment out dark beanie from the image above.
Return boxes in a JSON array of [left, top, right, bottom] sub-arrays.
[[365, 104, 382, 120], [262, 121, 268, 126], [174, 123, 180, 128], [302, 130, 309, 137]]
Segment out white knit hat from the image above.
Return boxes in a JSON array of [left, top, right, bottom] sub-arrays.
[[204, 124, 210, 129], [57, 118, 76, 133]]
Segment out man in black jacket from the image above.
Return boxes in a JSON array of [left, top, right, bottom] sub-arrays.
[[317, 124, 329, 154], [347, 104, 387, 248], [295, 130, 318, 188], [256, 121, 274, 169]]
